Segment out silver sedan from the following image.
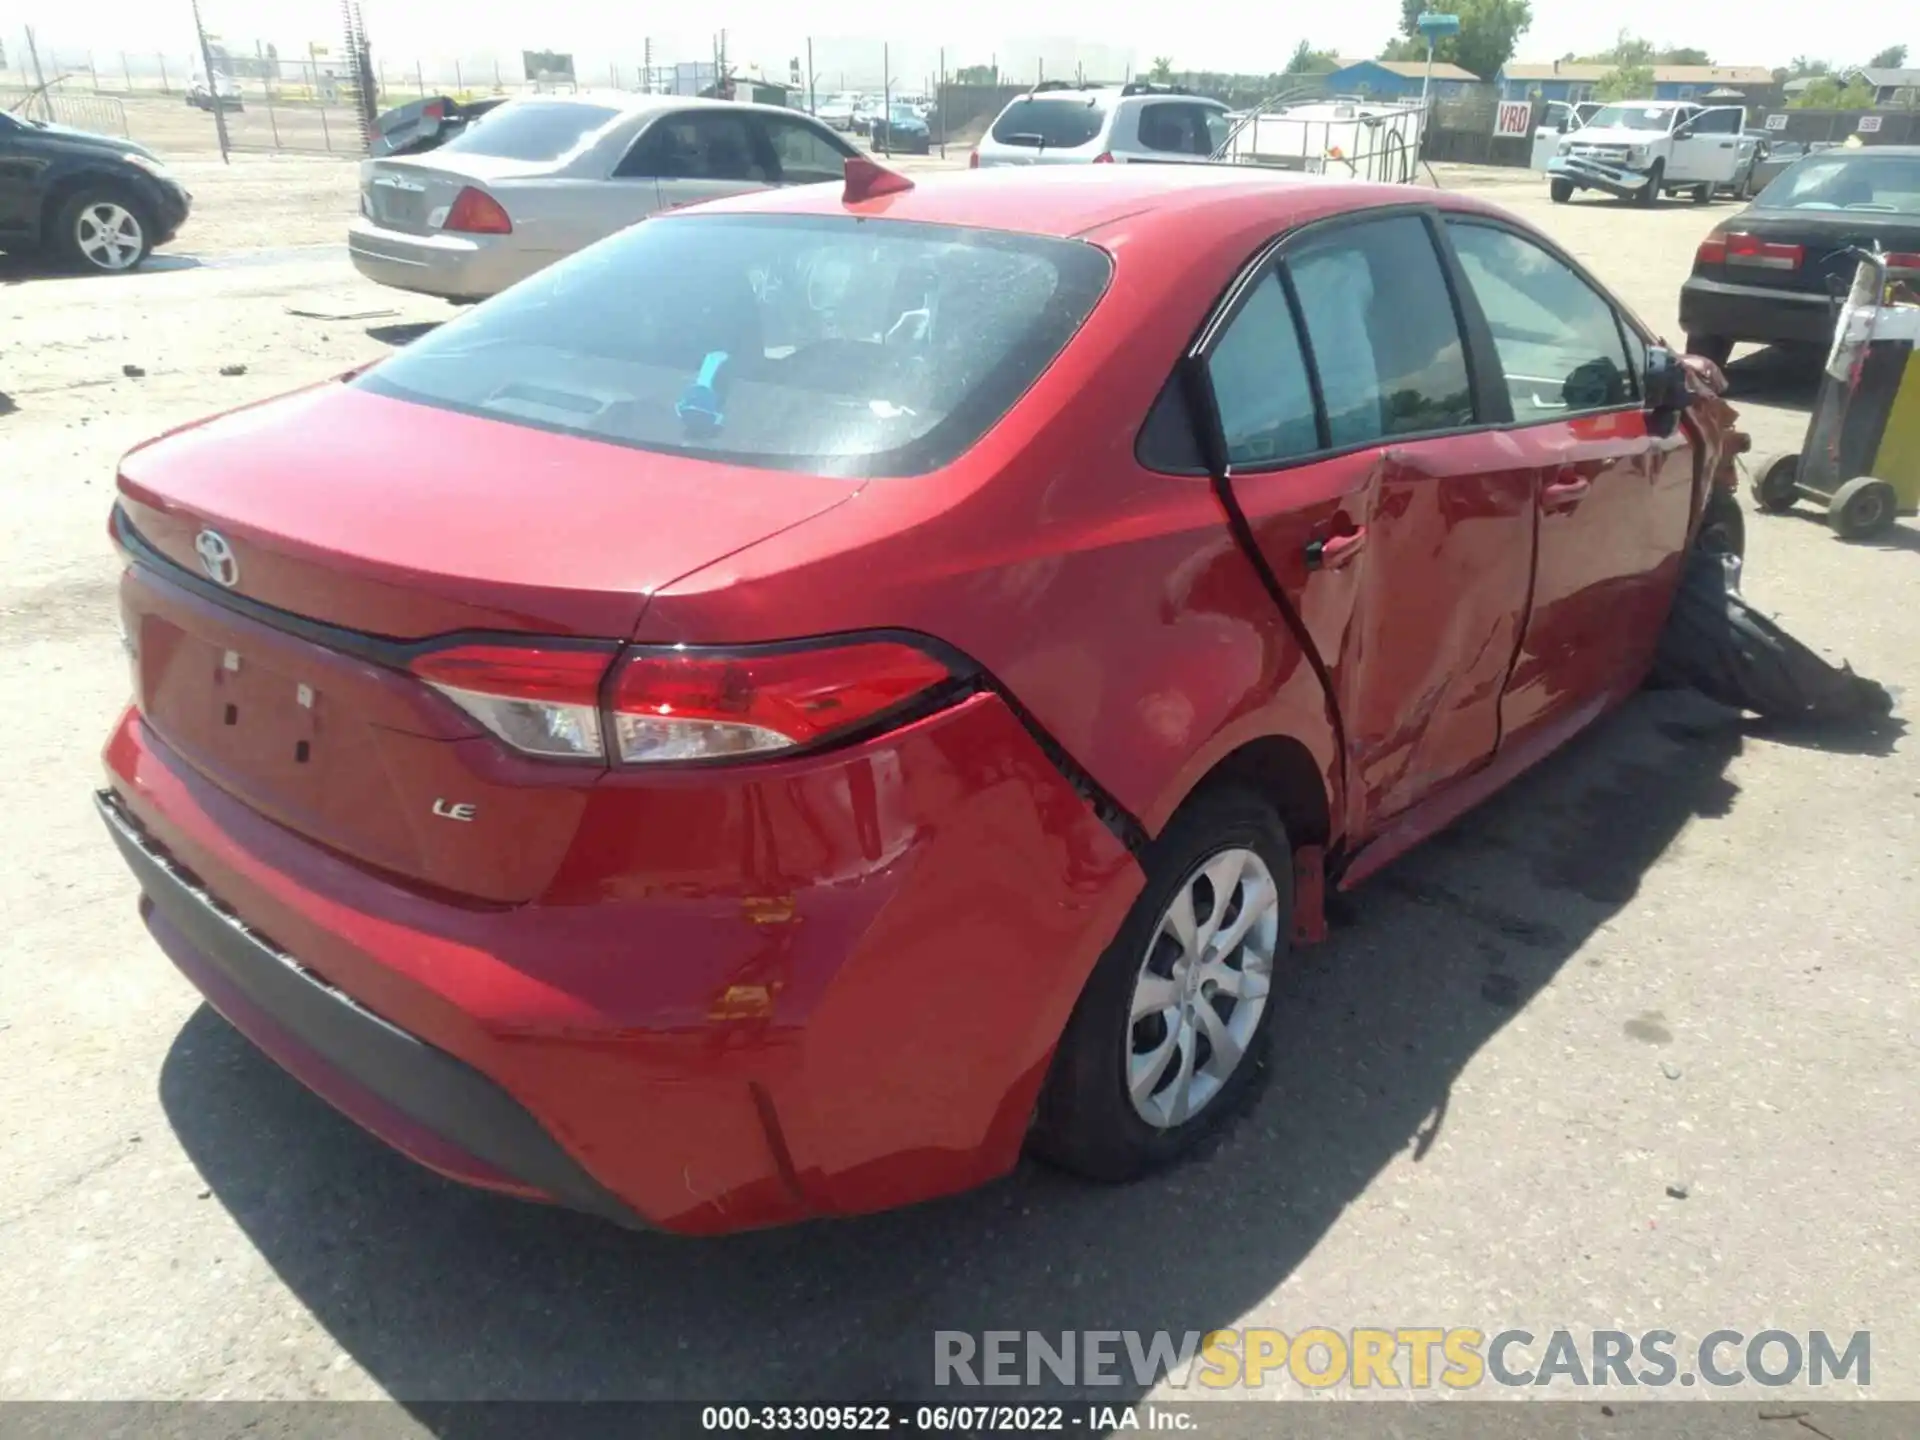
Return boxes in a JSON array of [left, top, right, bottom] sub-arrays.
[[348, 92, 862, 302]]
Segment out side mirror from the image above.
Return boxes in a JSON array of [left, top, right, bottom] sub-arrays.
[[1644, 345, 1690, 435]]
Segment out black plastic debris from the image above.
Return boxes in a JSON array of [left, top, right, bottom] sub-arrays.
[[1652, 548, 1894, 723]]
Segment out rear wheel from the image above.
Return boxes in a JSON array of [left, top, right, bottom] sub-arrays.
[[1686, 334, 1733, 369], [1031, 786, 1290, 1182], [1636, 161, 1664, 207], [1550, 177, 1573, 203], [1828, 476, 1898, 540], [1692, 182, 1712, 204], [1747, 451, 1801, 513]]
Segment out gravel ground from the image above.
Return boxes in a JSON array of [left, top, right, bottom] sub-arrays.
[[0, 151, 1914, 1418]]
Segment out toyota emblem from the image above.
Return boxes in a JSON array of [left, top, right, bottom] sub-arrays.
[[194, 529, 239, 588]]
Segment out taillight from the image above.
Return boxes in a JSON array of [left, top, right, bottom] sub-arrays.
[[408, 637, 957, 765], [409, 644, 612, 759], [1092, 151, 1115, 164], [1887, 252, 1920, 274], [607, 641, 954, 763], [1695, 230, 1728, 266], [968, 148, 980, 169], [443, 186, 512, 235], [422, 99, 445, 120], [1723, 232, 1803, 271]]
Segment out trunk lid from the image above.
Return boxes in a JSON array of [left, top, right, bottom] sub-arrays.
[[115, 382, 861, 902], [359, 152, 535, 235], [1719, 210, 1920, 298]]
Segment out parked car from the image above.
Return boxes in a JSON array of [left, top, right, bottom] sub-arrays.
[[1680, 144, 1920, 368], [869, 102, 930, 154], [814, 93, 858, 130], [1722, 129, 1769, 199], [185, 73, 244, 112], [1742, 137, 1809, 196], [367, 94, 509, 159], [100, 163, 1745, 1233], [0, 110, 191, 272], [1546, 99, 1745, 205], [348, 92, 860, 302], [973, 81, 1232, 167]]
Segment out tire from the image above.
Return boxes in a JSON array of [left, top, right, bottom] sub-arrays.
[[1031, 786, 1291, 1182], [1698, 486, 1746, 558], [52, 186, 153, 274], [1686, 334, 1733, 369], [1747, 451, 1800, 513], [1550, 177, 1573, 204], [1828, 476, 1898, 540], [1692, 183, 1712, 204], [1636, 161, 1664, 207]]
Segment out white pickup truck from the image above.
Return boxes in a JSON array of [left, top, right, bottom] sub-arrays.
[[1545, 99, 1745, 206]]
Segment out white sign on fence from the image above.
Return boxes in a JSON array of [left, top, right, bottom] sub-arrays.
[[1494, 100, 1533, 138], [1763, 112, 1789, 131], [1858, 115, 1883, 133]]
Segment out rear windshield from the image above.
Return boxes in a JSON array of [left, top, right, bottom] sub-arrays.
[[991, 97, 1108, 149], [353, 214, 1113, 478], [1757, 155, 1920, 214], [439, 101, 618, 161]]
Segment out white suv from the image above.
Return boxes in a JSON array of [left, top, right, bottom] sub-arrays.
[[972, 83, 1232, 168]]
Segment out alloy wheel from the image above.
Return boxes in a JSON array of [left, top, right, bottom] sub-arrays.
[[1125, 846, 1280, 1129], [76, 203, 145, 271]]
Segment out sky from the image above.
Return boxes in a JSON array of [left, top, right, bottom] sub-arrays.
[[11, 0, 1913, 86]]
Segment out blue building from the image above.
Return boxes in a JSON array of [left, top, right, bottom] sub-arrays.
[[1498, 61, 1773, 106], [1324, 59, 1481, 101]]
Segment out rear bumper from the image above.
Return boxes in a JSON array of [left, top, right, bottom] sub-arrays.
[[347, 217, 551, 300], [102, 697, 1140, 1234], [98, 789, 639, 1224], [1679, 275, 1837, 346]]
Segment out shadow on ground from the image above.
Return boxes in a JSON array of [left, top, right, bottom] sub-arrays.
[[160, 688, 1769, 1409], [368, 321, 441, 347], [1722, 345, 1824, 411]]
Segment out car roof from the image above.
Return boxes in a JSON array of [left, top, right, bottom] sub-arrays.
[[496, 90, 817, 121], [682, 163, 1492, 241]]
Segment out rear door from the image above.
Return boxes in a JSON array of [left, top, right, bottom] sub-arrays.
[[1196, 211, 1539, 834], [1442, 218, 1691, 738], [1670, 105, 1744, 185], [1129, 101, 1230, 163]]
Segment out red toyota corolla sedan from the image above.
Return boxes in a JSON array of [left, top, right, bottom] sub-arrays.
[[99, 162, 1743, 1234]]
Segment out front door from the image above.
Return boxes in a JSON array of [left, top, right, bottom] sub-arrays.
[[1669, 106, 1744, 186], [615, 109, 777, 216], [1200, 212, 1540, 835], [1442, 219, 1693, 740]]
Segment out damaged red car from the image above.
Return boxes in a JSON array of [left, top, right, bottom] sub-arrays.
[[99, 163, 1744, 1234]]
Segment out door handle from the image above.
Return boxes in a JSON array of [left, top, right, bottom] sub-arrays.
[[1305, 527, 1367, 571], [1542, 473, 1591, 512]]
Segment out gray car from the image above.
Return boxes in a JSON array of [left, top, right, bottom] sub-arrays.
[[348, 92, 860, 302]]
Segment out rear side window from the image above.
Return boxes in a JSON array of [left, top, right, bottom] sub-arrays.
[[354, 214, 1112, 479], [760, 117, 854, 184], [1205, 273, 1319, 464], [1446, 222, 1635, 416], [1137, 103, 1220, 158], [1283, 215, 1474, 445], [617, 112, 773, 182], [439, 101, 618, 161], [991, 98, 1107, 150]]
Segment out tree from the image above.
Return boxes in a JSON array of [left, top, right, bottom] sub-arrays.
[[1787, 56, 1831, 78], [1285, 39, 1339, 74], [1593, 62, 1654, 101], [1148, 56, 1175, 82], [1867, 45, 1908, 69], [1384, 0, 1532, 79], [1790, 75, 1877, 109], [1657, 47, 1711, 66], [954, 63, 998, 84]]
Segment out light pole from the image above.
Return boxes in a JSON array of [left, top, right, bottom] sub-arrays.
[[1415, 11, 1460, 114]]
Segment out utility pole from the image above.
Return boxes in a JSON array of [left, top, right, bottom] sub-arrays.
[[806, 37, 815, 115], [189, 0, 231, 161], [24, 25, 52, 121]]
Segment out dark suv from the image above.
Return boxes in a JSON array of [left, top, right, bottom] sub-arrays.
[[0, 111, 191, 273]]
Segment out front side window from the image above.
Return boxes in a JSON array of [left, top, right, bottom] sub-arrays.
[[1283, 215, 1475, 445], [618, 112, 772, 182], [1205, 272, 1319, 465], [439, 101, 618, 162], [1137, 103, 1214, 157], [353, 214, 1112, 478], [1446, 222, 1634, 417]]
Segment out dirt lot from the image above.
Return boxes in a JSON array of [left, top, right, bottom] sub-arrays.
[[1, 151, 1915, 1419]]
